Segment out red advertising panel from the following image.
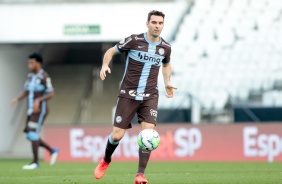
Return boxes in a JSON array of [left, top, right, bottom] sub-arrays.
[[44, 123, 282, 162]]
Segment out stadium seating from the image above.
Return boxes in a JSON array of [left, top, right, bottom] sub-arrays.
[[263, 90, 282, 107], [45, 65, 93, 124], [45, 64, 125, 124], [159, 0, 282, 112]]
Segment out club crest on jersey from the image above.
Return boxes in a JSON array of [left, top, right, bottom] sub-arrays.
[[158, 48, 165, 55]]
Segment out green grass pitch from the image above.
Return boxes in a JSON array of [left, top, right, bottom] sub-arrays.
[[0, 159, 281, 184]]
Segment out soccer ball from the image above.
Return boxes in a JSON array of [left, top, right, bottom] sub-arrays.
[[137, 129, 160, 151]]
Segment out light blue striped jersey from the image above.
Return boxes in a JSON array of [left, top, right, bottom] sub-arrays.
[[115, 32, 171, 101], [24, 69, 54, 115]]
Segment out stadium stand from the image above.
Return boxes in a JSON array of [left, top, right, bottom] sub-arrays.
[[46, 65, 93, 124], [158, 0, 282, 117], [44, 63, 124, 124]]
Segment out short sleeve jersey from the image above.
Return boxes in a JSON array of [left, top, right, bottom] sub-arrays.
[[115, 32, 171, 100], [24, 69, 54, 115]]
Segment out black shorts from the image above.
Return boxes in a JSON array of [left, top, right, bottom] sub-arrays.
[[24, 112, 48, 133], [113, 97, 158, 129]]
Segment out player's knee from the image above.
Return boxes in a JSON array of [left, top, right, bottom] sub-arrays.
[[25, 131, 39, 141], [111, 133, 123, 142], [111, 127, 126, 142], [141, 122, 155, 130], [111, 130, 125, 142]]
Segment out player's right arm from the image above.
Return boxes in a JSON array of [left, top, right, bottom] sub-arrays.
[[100, 47, 118, 80], [100, 35, 134, 80], [11, 78, 29, 106], [11, 91, 28, 106]]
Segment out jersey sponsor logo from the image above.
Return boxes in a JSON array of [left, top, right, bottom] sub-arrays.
[[150, 109, 158, 117], [118, 37, 132, 49], [137, 52, 161, 65], [129, 90, 150, 97], [158, 48, 165, 55], [135, 36, 144, 40], [116, 116, 122, 123], [162, 41, 171, 47], [138, 45, 145, 48]]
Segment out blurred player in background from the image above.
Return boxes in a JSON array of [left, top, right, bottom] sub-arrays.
[[11, 53, 59, 170], [94, 10, 176, 184]]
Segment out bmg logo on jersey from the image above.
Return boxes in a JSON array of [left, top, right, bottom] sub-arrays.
[[138, 52, 161, 65]]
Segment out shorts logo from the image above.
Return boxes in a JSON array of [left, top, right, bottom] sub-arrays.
[[116, 116, 122, 123], [150, 109, 158, 117], [120, 90, 126, 94], [158, 48, 165, 55], [129, 90, 150, 97]]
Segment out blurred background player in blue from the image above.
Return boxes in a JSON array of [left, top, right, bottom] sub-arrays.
[[11, 53, 59, 170]]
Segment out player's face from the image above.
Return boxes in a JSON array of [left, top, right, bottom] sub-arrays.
[[146, 15, 164, 38], [28, 59, 41, 72]]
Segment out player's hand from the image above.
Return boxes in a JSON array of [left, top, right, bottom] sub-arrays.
[[33, 99, 41, 113], [11, 98, 18, 106], [100, 65, 111, 80], [165, 84, 177, 98]]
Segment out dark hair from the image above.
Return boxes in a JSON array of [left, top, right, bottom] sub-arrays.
[[147, 10, 165, 22], [29, 53, 43, 64]]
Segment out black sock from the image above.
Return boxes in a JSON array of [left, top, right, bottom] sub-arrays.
[[104, 138, 119, 163], [39, 139, 53, 154], [31, 141, 40, 164], [137, 148, 151, 174]]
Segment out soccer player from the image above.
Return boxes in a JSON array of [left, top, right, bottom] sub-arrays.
[[11, 53, 59, 170], [94, 10, 176, 183]]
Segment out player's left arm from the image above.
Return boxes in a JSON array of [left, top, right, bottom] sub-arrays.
[[162, 47, 176, 98], [162, 63, 176, 98], [35, 91, 55, 102]]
